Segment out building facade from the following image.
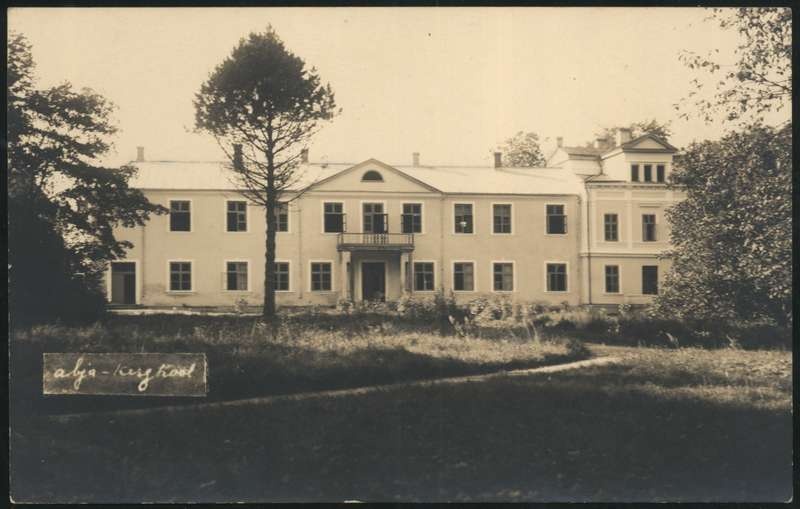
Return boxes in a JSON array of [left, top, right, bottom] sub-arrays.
[[108, 130, 682, 308]]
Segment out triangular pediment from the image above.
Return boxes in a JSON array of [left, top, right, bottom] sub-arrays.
[[621, 134, 678, 152], [306, 159, 441, 193]]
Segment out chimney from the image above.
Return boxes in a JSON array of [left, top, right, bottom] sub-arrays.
[[300, 148, 309, 163], [136, 146, 145, 162], [494, 152, 502, 168], [412, 152, 420, 167], [616, 128, 632, 147], [556, 137, 563, 148], [594, 137, 610, 150], [232, 144, 243, 171]]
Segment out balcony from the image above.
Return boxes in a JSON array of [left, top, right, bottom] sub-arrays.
[[337, 233, 415, 252]]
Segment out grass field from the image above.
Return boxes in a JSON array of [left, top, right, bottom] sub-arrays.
[[11, 327, 792, 502]]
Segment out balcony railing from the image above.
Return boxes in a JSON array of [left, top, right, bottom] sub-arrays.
[[337, 233, 415, 251]]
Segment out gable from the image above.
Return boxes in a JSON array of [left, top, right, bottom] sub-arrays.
[[630, 137, 669, 150], [308, 159, 440, 194]]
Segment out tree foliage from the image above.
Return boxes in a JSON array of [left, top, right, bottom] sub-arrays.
[[497, 131, 546, 167], [194, 26, 339, 319], [594, 119, 673, 145], [678, 7, 791, 123], [654, 124, 791, 326], [8, 32, 165, 324]]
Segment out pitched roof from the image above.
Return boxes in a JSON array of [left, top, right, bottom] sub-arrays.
[[560, 146, 606, 158], [126, 159, 584, 196]]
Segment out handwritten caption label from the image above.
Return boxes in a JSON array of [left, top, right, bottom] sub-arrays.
[[43, 353, 207, 396]]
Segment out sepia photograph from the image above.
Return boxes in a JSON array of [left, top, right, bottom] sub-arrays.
[[7, 5, 793, 503]]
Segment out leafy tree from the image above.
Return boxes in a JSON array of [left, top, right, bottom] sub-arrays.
[[8, 32, 165, 324], [594, 119, 673, 145], [678, 7, 791, 123], [194, 27, 339, 320], [497, 131, 546, 167], [654, 124, 791, 326]]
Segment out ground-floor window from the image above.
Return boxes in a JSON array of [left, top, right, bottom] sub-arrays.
[[604, 265, 620, 293], [453, 262, 475, 291], [493, 262, 514, 292], [169, 261, 192, 291], [414, 262, 435, 291], [642, 265, 659, 295], [546, 263, 567, 292], [311, 262, 332, 291], [226, 261, 248, 291], [275, 262, 290, 291]]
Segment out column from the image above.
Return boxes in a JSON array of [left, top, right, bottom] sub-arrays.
[[340, 251, 352, 301]]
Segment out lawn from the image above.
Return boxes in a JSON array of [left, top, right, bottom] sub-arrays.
[[10, 329, 792, 502]]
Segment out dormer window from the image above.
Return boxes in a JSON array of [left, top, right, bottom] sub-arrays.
[[361, 170, 384, 182]]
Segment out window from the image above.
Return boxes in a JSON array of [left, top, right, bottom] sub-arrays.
[[642, 214, 657, 241], [493, 204, 512, 234], [226, 262, 248, 291], [493, 262, 514, 292], [310, 262, 332, 291], [605, 265, 620, 294], [546, 263, 568, 292], [454, 204, 473, 233], [169, 200, 191, 232], [402, 203, 422, 234], [226, 201, 247, 232], [363, 203, 386, 233], [631, 164, 640, 182], [276, 202, 288, 232], [414, 262, 435, 291], [546, 204, 567, 234], [361, 170, 383, 181], [656, 165, 666, 183], [643, 164, 653, 182], [274, 262, 290, 291], [604, 213, 619, 242], [169, 262, 191, 291], [453, 262, 475, 292], [642, 266, 659, 295], [323, 202, 345, 233]]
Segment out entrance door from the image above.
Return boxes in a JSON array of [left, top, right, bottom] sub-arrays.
[[111, 262, 136, 305], [361, 262, 386, 301]]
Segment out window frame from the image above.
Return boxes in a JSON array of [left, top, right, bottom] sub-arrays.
[[603, 213, 619, 242], [361, 170, 384, 182], [642, 265, 659, 295], [413, 260, 437, 293], [321, 201, 346, 234], [643, 164, 653, 182], [168, 199, 192, 233], [642, 214, 657, 242], [453, 202, 476, 235], [274, 260, 292, 292], [359, 200, 388, 234], [309, 260, 334, 292], [452, 260, 477, 293], [223, 259, 250, 292], [603, 264, 621, 294], [491, 261, 515, 293], [401, 202, 424, 234], [544, 261, 569, 293], [491, 202, 514, 235], [656, 164, 666, 183], [275, 201, 290, 233], [545, 203, 568, 235], [224, 199, 248, 233], [166, 259, 194, 293], [630, 164, 640, 182]]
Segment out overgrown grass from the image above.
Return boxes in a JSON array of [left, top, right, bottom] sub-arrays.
[[11, 343, 791, 502]]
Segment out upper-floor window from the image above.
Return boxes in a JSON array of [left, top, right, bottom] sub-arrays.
[[414, 262, 435, 291], [169, 200, 191, 232], [454, 203, 474, 234], [226, 201, 247, 232], [604, 213, 619, 242], [453, 262, 475, 292], [656, 164, 666, 183], [493, 262, 514, 292], [493, 204, 512, 234], [310, 262, 332, 291], [546, 263, 568, 292], [323, 202, 345, 233], [363, 202, 386, 234], [642, 214, 657, 242], [275, 262, 290, 291], [631, 164, 640, 182], [276, 202, 289, 232], [546, 204, 567, 234], [402, 203, 422, 234], [642, 265, 659, 295], [643, 164, 653, 182], [605, 265, 620, 294], [226, 261, 248, 291], [361, 170, 384, 182], [169, 261, 192, 291]]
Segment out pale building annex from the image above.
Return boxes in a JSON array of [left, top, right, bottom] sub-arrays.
[[108, 128, 683, 308]]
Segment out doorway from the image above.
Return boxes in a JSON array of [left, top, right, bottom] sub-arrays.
[[361, 262, 386, 301], [111, 262, 136, 305]]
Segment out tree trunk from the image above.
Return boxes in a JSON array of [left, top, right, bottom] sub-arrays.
[[263, 174, 277, 321]]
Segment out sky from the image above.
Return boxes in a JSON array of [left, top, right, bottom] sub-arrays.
[[8, 7, 781, 168]]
